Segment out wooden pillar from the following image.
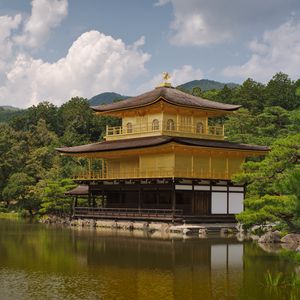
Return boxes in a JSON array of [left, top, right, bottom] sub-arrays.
[[172, 181, 176, 222], [225, 156, 229, 179], [88, 192, 91, 207], [101, 189, 105, 207], [156, 187, 159, 207], [92, 195, 96, 207], [209, 154, 212, 178], [72, 196, 76, 215], [226, 182, 229, 214], [192, 182, 195, 215], [191, 152, 194, 177], [138, 186, 142, 211], [119, 187, 122, 206]]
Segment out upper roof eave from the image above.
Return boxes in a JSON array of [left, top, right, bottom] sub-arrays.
[[91, 87, 241, 114]]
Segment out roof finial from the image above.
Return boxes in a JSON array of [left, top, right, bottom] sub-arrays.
[[157, 72, 172, 88]]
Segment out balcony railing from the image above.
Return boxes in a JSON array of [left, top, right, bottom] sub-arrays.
[[105, 122, 224, 140], [74, 167, 233, 181], [73, 207, 183, 221]]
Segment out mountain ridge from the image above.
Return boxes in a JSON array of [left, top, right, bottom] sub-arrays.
[[88, 92, 128, 106], [88, 79, 239, 106], [177, 79, 239, 92]]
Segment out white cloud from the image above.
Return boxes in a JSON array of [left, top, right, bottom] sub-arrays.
[[0, 0, 151, 108], [222, 20, 300, 81], [14, 0, 68, 49], [138, 65, 203, 92], [0, 14, 22, 70], [0, 31, 150, 107], [157, 0, 300, 47], [170, 12, 231, 46]]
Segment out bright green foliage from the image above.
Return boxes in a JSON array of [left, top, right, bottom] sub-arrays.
[[191, 87, 203, 97], [264, 270, 284, 287], [33, 178, 76, 216], [237, 195, 295, 229], [225, 107, 298, 145], [235, 134, 300, 230], [235, 134, 300, 195]]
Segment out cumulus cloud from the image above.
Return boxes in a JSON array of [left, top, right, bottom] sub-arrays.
[[14, 0, 68, 49], [170, 12, 231, 46], [222, 20, 300, 81], [0, 31, 150, 107], [0, 0, 151, 108], [0, 14, 22, 71], [138, 65, 203, 92], [157, 0, 300, 47]]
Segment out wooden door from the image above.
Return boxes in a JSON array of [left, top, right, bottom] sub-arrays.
[[192, 191, 210, 215]]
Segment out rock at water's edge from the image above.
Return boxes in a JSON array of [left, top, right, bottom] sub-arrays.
[[258, 231, 281, 243], [281, 233, 300, 246]]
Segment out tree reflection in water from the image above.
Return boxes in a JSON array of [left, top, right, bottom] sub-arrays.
[[0, 220, 298, 300]]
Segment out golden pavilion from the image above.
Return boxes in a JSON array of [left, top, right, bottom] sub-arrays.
[[57, 75, 269, 222]]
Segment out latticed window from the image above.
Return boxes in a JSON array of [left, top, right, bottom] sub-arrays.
[[126, 122, 133, 133], [196, 122, 204, 134], [152, 119, 159, 131], [166, 119, 175, 131]]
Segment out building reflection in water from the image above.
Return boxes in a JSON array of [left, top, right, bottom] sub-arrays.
[[78, 230, 244, 299]]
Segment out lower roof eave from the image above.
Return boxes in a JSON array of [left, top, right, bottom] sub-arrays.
[[56, 135, 270, 156]]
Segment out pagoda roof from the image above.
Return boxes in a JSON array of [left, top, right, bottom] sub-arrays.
[[56, 136, 269, 154], [65, 185, 89, 195], [91, 86, 241, 113]]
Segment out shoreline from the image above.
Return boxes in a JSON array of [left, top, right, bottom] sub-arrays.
[[40, 215, 239, 237]]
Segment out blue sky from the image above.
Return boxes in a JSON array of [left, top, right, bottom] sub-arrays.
[[1, 0, 300, 108]]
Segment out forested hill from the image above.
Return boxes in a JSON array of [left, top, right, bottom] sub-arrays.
[[177, 79, 239, 92], [0, 106, 20, 111], [88, 92, 128, 106], [0, 106, 23, 123], [88, 79, 238, 106]]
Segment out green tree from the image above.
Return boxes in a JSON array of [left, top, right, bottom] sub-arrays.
[[33, 178, 76, 216], [235, 78, 265, 112], [255, 106, 290, 140], [235, 134, 300, 230], [265, 72, 297, 110], [2, 172, 37, 214], [0, 124, 26, 202], [9, 102, 59, 132], [215, 84, 234, 104], [192, 87, 203, 97], [224, 109, 258, 144]]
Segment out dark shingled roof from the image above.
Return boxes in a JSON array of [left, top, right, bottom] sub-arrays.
[[65, 185, 89, 195], [91, 86, 241, 113], [56, 136, 270, 154]]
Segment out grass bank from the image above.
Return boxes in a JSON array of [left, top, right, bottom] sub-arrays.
[[279, 249, 300, 264], [0, 212, 20, 219]]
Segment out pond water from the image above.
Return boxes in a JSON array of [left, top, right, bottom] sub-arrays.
[[0, 219, 299, 300]]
